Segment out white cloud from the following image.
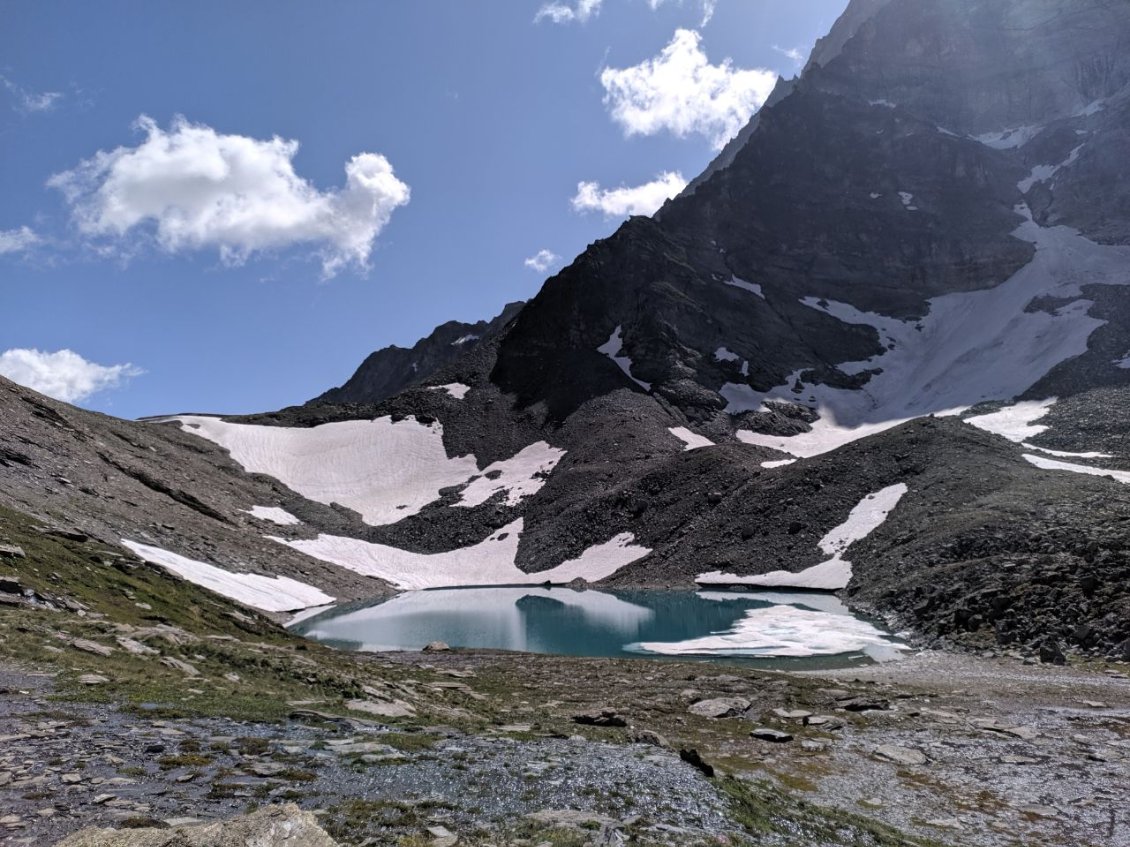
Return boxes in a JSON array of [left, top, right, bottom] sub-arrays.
[[0, 349, 143, 404], [773, 44, 806, 65], [524, 249, 561, 273], [535, 0, 602, 24], [47, 115, 411, 278], [646, 0, 716, 26], [600, 29, 777, 149], [1, 76, 63, 113], [0, 226, 40, 255], [571, 171, 688, 217]]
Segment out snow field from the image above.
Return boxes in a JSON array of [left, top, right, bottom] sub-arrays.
[[122, 540, 334, 612], [272, 521, 651, 591], [247, 506, 301, 526], [668, 427, 715, 451], [598, 326, 652, 391]]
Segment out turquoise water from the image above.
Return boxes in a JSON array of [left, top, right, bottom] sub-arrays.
[[291, 587, 907, 668]]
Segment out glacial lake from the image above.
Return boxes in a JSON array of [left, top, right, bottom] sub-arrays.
[[290, 588, 907, 668]]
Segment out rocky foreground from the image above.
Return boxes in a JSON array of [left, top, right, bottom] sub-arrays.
[[0, 515, 1127, 847]]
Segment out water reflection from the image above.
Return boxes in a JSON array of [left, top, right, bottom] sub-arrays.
[[292, 587, 905, 664]]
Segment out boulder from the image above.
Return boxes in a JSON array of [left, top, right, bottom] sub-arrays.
[[688, 697, 750, 719]]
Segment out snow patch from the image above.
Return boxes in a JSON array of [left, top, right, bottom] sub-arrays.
[[598, 326, 651, 391], [974, 125, 1042, 150], [1113, 353, 1130, 369], [1019, 144, 1084, 193], [761, 459, 796, 469], [175, 415, 562, 526], [714, 346, 740, 363], [724, 276, 764, 298], [1023, 454, 1130, 484], [696, 484, 907, 591], [247, 506, 301, 526], [273, 522, 650, 591], [965, 399, 1056, 443], [869, 99, 896, 109], [898, 191, 918, 211], [629, 604, 906, 659], [430, 383, 471, 399], [669, 427, 714, 451], [451, 334, 479, 346], [731, 211, 1130, 458], [457, 442, 566, 508], [122, 540, 334, 613], [720, 383, 768, 414]]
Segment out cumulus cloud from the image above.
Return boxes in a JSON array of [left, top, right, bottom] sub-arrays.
[[0, 226, 40, 255], [47, 115, 411, 278], [524, 249, 561, 273], [571, 171, 687, 218], [0, 349, 143, 404], [600, 29, 777, 149], [535, 0, 602, 24], [646, 0, 717, 26], [1, 76, 63, 113]]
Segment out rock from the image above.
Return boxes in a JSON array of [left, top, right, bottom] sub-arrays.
[[246, 762, 286, 777], [422, 641, 450, 652], [345, 699, 416, 718], [61, 773, 84, 784], [750, 728, 793, 743], [1000, 754, 1041, 765], [116, 637, 159, 657], [678, 748, 715, 777], [159, 657, 200, 677], [55, 804, 339, 846], [572, 709, 628, 728], [874, 745, 928, 766], [525, 809, 620, 829], [972, 719, 1039, 740], [426, 825, 457, 846], [687, 697, 750, 719], [71, 638, 114, 657], [772, 708, 813, 720], [78, 674, 109, 685], [838, 697, 890, 712], [0, 545, 26, 559], [803, 715, 843, 729], [1039, 639, 1066, 665], [630, 729, 670, 748]]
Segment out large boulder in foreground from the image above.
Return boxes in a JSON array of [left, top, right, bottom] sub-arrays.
[[55, 804, 338, 847]]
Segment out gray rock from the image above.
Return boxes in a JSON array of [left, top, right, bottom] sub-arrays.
[[750, 727, 793, 743], [71, 638, 114, 658], [422, 641, 451, 653], [688, 697, 750, 719], [573, 709, 628, 728], [873, 744, 928, 766], [345, 699, 416, 718]]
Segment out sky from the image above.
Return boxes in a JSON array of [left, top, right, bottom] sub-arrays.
[[1, 0, 849, 418]]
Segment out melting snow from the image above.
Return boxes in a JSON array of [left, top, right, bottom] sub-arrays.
[[1019, 145, 1084, 193], [714, 346, 740, 363], [175, 415, 562, 526], [430, 383, 471, 399], [697, 483, 907, 591], [274, 522, 650, 591], [974, 125, 1042, 150], [669, 427, 715, 451], [451, 334, 479, 346], [598, 326, 652, 391], [122, 540, 334, 613], [1024, 454, 1130, 484], [457, 442, 566, 507], [247, 506, 301, 526], [965, 399, 1055, 443], [724, 276, 765, 298], [733, 208, 1130, 458], [629, 604, 906, 659]]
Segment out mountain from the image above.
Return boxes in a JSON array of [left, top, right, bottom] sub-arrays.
[[3, 0, 1130, 662]]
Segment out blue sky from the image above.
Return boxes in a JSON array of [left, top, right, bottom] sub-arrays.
[[1, 0, 848, 418]]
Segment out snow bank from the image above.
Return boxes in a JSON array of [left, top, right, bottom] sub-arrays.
[[733, 209, 1130, 458], [669, 427, 714, 451], [629, 605, 906, 659], [965, 399, 1055, 443], [761, 459, 796, 469], [1019, 144, 1084, 194], [697, 483, 907, 591], [598, 326, 651, 391], [430, 383, 471, 399], [458, 442, 566, 507], [1023, 454, 1130, 484], [247, 506, 301, 526], [974, 125, 1042, 149], [273, 522, 650, 591], [176, 415, 563, 526], [724, 276, 764, 298], [122, 540, 334, 613]]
